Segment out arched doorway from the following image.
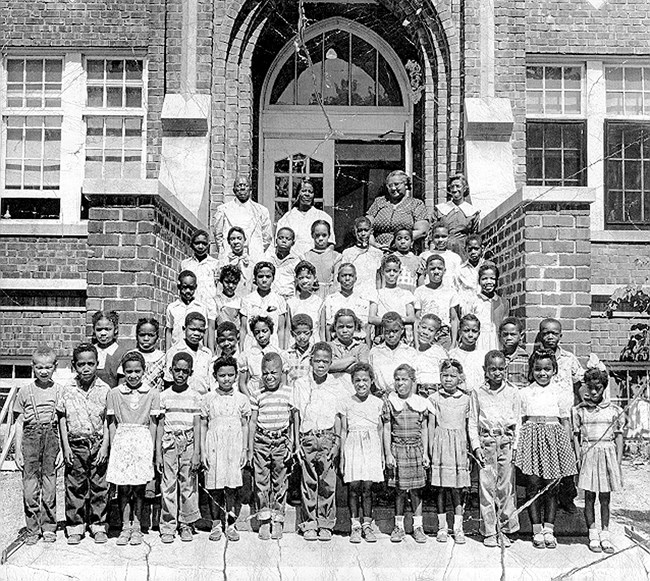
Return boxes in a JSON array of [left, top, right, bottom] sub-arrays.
[[259, 17, 413, 248]]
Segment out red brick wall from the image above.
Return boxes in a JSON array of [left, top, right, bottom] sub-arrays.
[[86, 195, 194, 347], [526, 0, 650, 55]]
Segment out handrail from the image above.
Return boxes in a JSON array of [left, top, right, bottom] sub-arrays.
[[0, 384, 18, 428]]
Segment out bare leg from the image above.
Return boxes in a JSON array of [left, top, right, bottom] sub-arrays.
[[436, 488, 446, 515], [584, 490, 596, 529], [451, 488, 464, 516], [542, 480, 557, 525], [348, 481, 361, 519], [410, 489, 423, 517], [395, 489, 407, 516], [119, 486, 131, 530], [132, 485, 145, 532], [599, 492, 611, 530], [361, 482, 373, 520], [527, 475, 542, 525]]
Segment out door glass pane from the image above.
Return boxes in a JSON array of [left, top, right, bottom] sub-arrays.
[[310, 158, 323, 174], [275, 176, 289, 199], [274, 157, 290, 173]]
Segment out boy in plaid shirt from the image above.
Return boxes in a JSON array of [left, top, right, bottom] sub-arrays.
[[283, 314, 313, 386], [499, 317, 529, 389]]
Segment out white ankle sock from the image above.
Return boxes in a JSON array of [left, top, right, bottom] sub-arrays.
[[437, 514, 447, 530], [543, 522, 554, 533], [532, 524, 543, 535], [413, 516, 423, 528], [395, 515, 405, 529], [453, 515, 463, 531], [351, 517, 361, 528]]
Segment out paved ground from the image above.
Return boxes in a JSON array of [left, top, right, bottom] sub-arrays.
[[1, 460, 649, 580]]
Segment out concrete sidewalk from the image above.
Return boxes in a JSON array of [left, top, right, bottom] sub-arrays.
[[2, 521, 649, 581]]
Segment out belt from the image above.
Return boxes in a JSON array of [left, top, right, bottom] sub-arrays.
[[301, 428, 334, 437], [480, 426, 514, 437], [392, 437, 422, 447], [69, 433, 103, 444], [525, 415, 560, 424], [257, 426, 289, 438]]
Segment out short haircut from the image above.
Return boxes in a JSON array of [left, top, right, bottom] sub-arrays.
[[354, 216, 372, 229], [136, 317, 160, 335], [381, 311, 404, 328], [227, 226, 246, 240], [350, 362, 374, 381], [217, 321, 239, 336], [32, 346, 57, 364], [484, 350, 506, 367], [466, 234, 483, 247], [528, 348, 558, 383], [311, 219, 331, 235], [394, 228, 412, 239], [291, 313, 314, 330], [440, 358, 464, 375], [382, 253, 402, 269], [184, 312, 206, 327], [72, 342, 98, 364], [171, 352, 194, 368], [312, 341, 333, 357], [121, 351, 145, 369], [447, 172, 469, 196], [539, 317, 561, 331], [337, 262, 356, 277], [254, 260, 275, 278], [250, 314, 274, 333], [459, 313, 481, 330], [478, 261, 499, 280], [425, 253, 445, 268], [213, 355, 238, 375], [178, 269, 197, 284], [333, 308, 361, 331], [262, 352, 283, 369], [394, 363, 416, 381], [385, 169, 411, 189], [219, 264, 242, 283], [499, 316, 524, 334], [92, 310, 119, 329], [420, 313, 442, 328], [277, 226, 295, 240], [432, 222, 449, 234], [294, 260, 316, 277], [190, 229, 209, 244]]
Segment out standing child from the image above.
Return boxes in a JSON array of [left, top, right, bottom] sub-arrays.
[[92, 310, 128, 388], [106, 352, 160, 546], [392, 228, 420, 293], [249, 352, 297, 540], [238, 315, 284, 398], [340, 216, 382, 297], [413, 314, 448, 397], [449, 314, 487, 393], [461, 262, 509, 352], [340, 363, 384, 543], [304, 220, 342, 298], [293, 342, 348, 541], [383, 364, 430, 543], [322, 263, 372, 345], [131, 318, 166, 391], [217, 226, 254, 293], [157, 353, 202, 543], [283, 314, 314, 387], [515, 349, 577, 549], [201, 356, 251, 542], [572, 360, 624, 554], [287, 261, 324, 341], [419, 223, 462, 289], [329, 309, 370, 387], [14, 347, 63, 544], [429, 359, 471, 544], [500, 317, 529, 390], [181, 229, 219, 308], [58, 343, 111, 544], [164, 313, 213, 395], [368, 312, 418, 396], [214, 321, 240, 359], [241, 261, 287, 349], [165, 270, 215, 352], [265, 227, 301, 300], [215, 265, 244, 324], [469, 351, 521, 548], [369, 254, 416, 343], [414, 254, 460, 350], [454, 234, 484, 299]]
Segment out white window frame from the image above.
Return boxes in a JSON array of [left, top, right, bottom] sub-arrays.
[[604, 64, 650, 118], [0, 52, 147, 225]]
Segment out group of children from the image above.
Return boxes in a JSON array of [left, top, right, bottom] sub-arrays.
[[13, 216, 624, 554]]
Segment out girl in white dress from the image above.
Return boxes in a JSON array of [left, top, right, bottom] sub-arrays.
[[340, 363, 384, 544], [201, 356, 250, 542]]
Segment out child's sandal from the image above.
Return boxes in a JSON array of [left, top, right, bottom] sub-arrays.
[[588, 530, 602, 553], [600, 532, 615, 554]]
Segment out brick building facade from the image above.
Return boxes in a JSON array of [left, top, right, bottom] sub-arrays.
[[1, 0, 650, 377]]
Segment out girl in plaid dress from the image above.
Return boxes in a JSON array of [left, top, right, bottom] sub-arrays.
[[383, 364, 430, 544], [515, 349, 577, 550]]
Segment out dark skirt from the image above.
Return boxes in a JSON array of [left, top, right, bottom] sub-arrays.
[[515, 422, 577, 480]]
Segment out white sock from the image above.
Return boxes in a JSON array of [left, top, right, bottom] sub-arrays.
[[453, 515, 463, 531], [351, 517, 361, 529], [413, 516, 423, 528], [543, 522, 554, 533], [437, 514, 447, 530], [395, 515, 405, 529], [532, 524, 543, 535]]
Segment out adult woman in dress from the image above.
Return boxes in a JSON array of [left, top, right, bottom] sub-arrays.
[[276, 178, 334, 257], [365, 170, 429, 252], [432, 173, 480, 257]]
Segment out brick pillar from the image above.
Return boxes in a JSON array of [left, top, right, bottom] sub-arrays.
[[84, 180, 208, 347], [482, 188, 594, 360]]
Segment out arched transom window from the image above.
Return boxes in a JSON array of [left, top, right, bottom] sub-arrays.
[[269, 28, 404, 107]]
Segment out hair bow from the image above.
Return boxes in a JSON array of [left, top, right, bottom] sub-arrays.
[[586, 353, 606, 372]]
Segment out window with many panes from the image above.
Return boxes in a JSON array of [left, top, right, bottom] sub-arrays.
[[605, 66, 650, 116], [273, 153, 324, 221], [1, 55, 146, 221], [526, 65, 587, 187]]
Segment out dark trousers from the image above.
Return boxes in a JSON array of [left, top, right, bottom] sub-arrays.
[[253, 429, 290, 522], [65, 437, 109, 535], [22, 423, 59, 536], [299, 430, 337, 531]]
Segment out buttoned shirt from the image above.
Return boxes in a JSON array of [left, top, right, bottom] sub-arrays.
[[106, 383, 161, 425], [504, 346, 529, 390], [166, 298, 215, 346], [164, 341, 213, 395], [369, 343, 418, 394], [57, 376, 111, 438], [553, 347, 584, 395], [519, 381, 573, 419], [264, 249, 301, 298], [294, 374, 350, 433], [180, 255, 220, 306], [468, 381, 521, 451], [283, 345, 312, 387]]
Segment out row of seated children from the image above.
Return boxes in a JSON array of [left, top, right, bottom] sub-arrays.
[[14, 305, 623, 553]]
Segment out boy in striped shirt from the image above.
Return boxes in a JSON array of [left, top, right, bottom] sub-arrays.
[[156, 352, 202, 543], [248, 352, 297, 541]]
